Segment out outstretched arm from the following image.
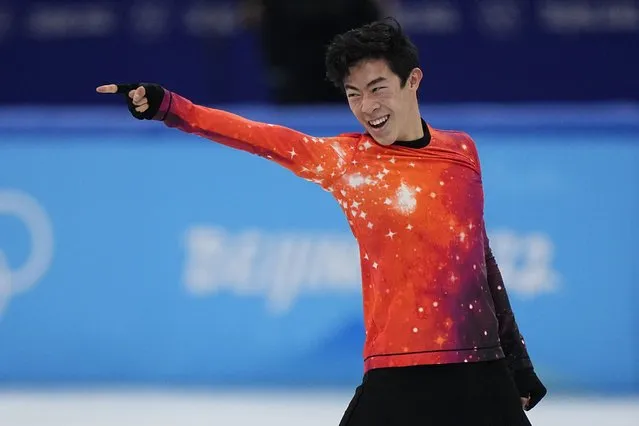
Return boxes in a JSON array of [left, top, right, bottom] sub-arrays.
[[484, 231, 547, 410], [96, 83, 358, 186]]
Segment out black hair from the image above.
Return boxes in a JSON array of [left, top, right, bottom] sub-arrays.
[[325, 17, 420, 90]]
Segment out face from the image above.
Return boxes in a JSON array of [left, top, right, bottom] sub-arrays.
[[343, 59, 423, 146]]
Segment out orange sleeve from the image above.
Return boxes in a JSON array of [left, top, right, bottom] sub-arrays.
[[158, 90, 359, 187]]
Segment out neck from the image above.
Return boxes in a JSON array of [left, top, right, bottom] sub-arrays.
[[399, 107, 424, 142]]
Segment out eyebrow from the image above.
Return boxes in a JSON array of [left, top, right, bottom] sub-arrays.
[[344, 77, 387, 91]]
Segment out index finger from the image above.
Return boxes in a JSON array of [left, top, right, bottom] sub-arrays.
[[96, 84, 119, 94], [96, 84, 136, 94]]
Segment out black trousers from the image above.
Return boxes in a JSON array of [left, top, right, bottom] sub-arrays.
[[339, 359, 532, 426]]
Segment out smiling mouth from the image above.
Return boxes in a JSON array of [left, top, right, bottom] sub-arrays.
[[368, 115, 390, 130]]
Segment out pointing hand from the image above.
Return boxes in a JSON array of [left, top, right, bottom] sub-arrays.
[[96, 83, 165, 120]]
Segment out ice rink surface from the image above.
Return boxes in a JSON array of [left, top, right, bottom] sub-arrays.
[[1, 390, 638, 426]]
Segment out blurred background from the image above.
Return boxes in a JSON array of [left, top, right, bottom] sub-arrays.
[[0, 0, 638, 425]]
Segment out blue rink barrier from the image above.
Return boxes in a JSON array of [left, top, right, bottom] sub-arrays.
[[0, 104, 638, 393]]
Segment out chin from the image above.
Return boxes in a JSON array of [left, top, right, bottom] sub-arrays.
[[365, 121, 396, 146]]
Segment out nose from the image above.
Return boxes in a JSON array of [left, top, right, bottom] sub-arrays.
[[361, 95, 380, 115]]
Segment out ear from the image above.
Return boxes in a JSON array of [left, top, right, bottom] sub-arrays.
[[407, 68, 423, 91]]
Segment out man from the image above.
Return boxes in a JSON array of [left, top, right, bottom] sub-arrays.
[[97, 18, 546, 426]]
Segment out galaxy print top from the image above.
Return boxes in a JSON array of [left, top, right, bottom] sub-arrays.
[[155, 90, 533, 374]]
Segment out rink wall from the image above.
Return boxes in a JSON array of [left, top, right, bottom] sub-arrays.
[[0, 103, 638, 394]]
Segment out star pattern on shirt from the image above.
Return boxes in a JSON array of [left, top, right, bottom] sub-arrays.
[[193, 117, 501, 370], [164, 92, 506, 370]]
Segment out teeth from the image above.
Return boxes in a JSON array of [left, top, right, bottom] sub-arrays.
[[369, 115, 389, 126]]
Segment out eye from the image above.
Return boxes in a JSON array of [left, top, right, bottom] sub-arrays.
[[347, 92, 360, 98], [372, 87, 387, 93]]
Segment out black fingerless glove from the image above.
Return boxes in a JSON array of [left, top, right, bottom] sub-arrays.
[[513, 368, 547, 411], [115, 82, 166, 120]]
